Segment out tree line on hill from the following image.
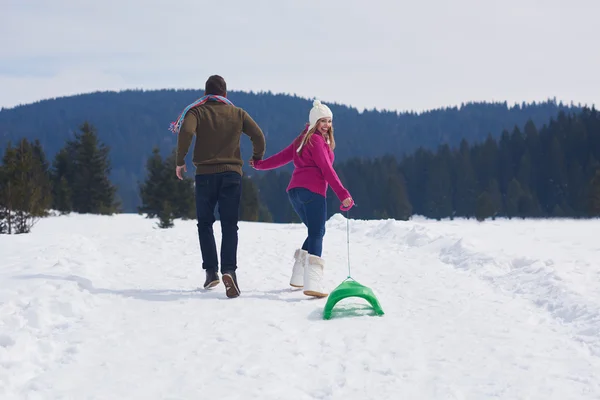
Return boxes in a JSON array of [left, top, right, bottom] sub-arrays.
[[253, 108, 600, 221], [0, 123, 119, 234], [0, 122, 270, 233], [1, 108, 599, 234], [0, 89, 582, 212]]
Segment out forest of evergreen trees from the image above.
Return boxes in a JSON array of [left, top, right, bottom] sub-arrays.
[[1, 107, 599, 234], [0, 122, 271, 233], [0, 89, 582, 212], [250, 108, 600, 222], [0, 123, 120, 233]]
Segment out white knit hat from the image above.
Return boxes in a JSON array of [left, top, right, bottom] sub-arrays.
[[297, 99, 333, 153], [307, 99, 333, 132]]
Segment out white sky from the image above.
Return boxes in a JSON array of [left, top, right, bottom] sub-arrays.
[[1, 0, 599, 112]]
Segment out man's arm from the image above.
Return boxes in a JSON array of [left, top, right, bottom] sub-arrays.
[[176, 112, 197, 167], [242, 111, 266, 160]]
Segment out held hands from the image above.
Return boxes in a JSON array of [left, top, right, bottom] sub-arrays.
[[249, 158, 261, 169]]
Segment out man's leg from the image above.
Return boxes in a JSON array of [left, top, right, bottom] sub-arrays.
[[217, 172, 242, 272], [195, 174, 219, 281], [216, 172, 242, 298]]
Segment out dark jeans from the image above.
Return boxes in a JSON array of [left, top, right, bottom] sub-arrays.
[[195, 172, 242, 273], [288, 187, 327, 257]]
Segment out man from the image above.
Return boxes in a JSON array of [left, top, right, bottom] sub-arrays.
[[175, 75, 266, 298]]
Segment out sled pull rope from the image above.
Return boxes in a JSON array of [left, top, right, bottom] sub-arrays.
[[346, 210, 351, 279]]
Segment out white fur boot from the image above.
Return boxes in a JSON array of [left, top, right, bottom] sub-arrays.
[[303, 254, 328, 298], [290, 249, 307, 287]]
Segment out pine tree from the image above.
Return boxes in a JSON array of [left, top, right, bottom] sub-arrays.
[[138, 147, 195, 220], [157, 200, 175, 229], [487, 179, 503, 218], [62, 122, 119, 214], [546, 134, 570, 215], [523, 120, 541, 199], [164, 150, 195, 220], [453, 139, 477, 218], [509, 126, 526, 177], [498, 130, 514, 196], [516, 151, 533, 190], [0, 139, 52, 234], [423, 145, 453, 220], [31, 139, 53, 214], [474, 134, 499, 195], [475, 191, 495, 221], [384, 171, 412, 220], [139, 147, 168, 218], [50, 148, 74, 213], [401, 148, 434, 216], [505, 178, 524, 218], [567, 160, 586, 216]]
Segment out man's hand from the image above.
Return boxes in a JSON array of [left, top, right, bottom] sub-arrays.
[[176, 164, 187, 180], [342, 197, 353, 208]]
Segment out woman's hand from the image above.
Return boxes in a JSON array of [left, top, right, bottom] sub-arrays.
[[340, 197, 354, 211]]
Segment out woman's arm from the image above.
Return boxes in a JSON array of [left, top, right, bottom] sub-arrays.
[[253, 142, 295, 170]]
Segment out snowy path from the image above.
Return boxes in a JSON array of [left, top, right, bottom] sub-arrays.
[[1, 214, 600, 399]]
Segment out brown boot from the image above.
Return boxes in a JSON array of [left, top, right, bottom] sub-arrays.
[[203, 269, 220, 289], [222, 271, 240, 298]]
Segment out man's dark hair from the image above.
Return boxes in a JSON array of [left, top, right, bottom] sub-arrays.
[[205, 75, 227, 96]]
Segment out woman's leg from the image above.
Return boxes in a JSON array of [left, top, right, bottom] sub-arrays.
[[288, 188, 310, 250], [301, 193, 328, 297], [286, 188, 311, 287], [294, 190, 327, 257]]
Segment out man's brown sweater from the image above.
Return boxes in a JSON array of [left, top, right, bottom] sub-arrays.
[[176, 102, 266, 175]]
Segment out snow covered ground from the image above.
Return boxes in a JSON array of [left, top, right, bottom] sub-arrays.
[[1, 213, 600, 399]]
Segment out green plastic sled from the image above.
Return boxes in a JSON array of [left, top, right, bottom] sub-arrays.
[[322, 278, 384, 320]]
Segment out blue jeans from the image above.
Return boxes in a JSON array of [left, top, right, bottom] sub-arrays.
[[287, 187, 327, 257], [195, 172, 242, 273]]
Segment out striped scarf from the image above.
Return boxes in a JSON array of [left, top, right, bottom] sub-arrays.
[[169, 95, 234, 134]]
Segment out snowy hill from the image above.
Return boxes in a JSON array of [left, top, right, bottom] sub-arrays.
[[1, 213, 600, 399]]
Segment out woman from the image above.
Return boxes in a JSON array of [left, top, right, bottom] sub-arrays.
[[250, 100, 353, 298]]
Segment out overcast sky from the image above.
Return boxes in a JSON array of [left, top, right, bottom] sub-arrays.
[[1, 0, 599, 112]]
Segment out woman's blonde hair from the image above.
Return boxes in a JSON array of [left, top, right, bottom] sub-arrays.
[[296, 119, 336, 154]]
